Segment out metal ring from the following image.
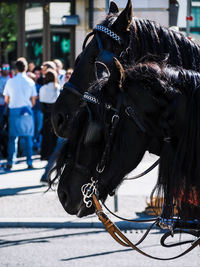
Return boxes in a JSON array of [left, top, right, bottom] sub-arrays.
[[111, 114, 119, 124], [96, 164, 105, 173]]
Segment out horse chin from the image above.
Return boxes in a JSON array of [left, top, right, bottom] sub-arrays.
[[76, 203, 95, 218]]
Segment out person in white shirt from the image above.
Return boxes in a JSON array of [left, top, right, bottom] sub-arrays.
[[3, 58, 37, 170], [39, 68, 60, 160], [39, 69, 60, 104]]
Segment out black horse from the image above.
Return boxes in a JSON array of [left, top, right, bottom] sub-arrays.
[[52, 0, 200, 138], [50, 57, 200, 221]]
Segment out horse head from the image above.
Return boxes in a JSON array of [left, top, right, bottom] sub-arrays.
[[54, 58, 154, 217], [51, 0, 133, 138], [52, 57, 189, 218]]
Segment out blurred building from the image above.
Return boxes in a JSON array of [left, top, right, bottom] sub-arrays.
[[177, 0, 200, 44], [0, 0, 199, 67]]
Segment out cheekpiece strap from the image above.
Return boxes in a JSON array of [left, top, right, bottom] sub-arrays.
[[94, 25, 121, 44], [125, 106, 146, 133]]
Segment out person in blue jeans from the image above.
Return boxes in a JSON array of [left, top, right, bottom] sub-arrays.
[[0, 64, 10, 126], [3, 58, 37, 170], [32, 66, 43, 152]]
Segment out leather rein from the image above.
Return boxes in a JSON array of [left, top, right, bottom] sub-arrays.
[[92, 193, 200, 260], [81, 176, 200, 260]]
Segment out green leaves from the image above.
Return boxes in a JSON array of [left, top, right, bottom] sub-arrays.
[[0, 3, 17, 43]]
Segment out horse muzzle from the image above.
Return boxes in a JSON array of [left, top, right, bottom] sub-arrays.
[[57, 186, 95, 217]]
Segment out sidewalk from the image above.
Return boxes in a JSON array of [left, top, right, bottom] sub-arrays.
[[0, 153, 159, 229]]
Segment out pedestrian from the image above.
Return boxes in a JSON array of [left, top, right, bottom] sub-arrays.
[[53, 59, 66, 88], [32, 66, 43, 153], [28, 61, 35, 72], [38, 61, 57, 86], [0, 64, 10, 126], [39, 68, 60, 160], [3, 58, 37, 170], [65, 68, 73, 83]]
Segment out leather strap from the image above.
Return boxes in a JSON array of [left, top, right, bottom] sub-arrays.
[[124, 158, 160, 180], [92, 194, 200, 260]]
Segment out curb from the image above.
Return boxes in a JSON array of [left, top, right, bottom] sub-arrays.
[[0, 218, 154, 230]]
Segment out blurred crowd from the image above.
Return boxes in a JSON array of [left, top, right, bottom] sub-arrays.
[[0, 58, 73, 182]]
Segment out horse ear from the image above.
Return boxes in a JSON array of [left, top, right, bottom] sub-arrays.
[[112, 0, 133, 31], [108, 2, 119, 14], [107, 58, 124, 92], [95, 61, 110, 81]]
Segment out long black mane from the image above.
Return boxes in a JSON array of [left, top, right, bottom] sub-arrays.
[[122, 60, 200, 219], [101, 15, 200, 71]]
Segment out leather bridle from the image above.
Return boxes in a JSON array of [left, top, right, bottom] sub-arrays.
[[64, 23, 160, 200]]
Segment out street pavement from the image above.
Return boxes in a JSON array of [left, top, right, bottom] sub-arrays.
[[0, 152, 159, 229], [1, 153, 200, 266], [1, 227, 200, 267]]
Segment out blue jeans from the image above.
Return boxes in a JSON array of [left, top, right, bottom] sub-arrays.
[[33, 110, 43, 149], [8, 136, 33, 166], [0, 105, 6, 126]]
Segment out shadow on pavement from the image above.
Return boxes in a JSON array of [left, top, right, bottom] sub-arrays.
[[61, 248, 132, 261], [0, 166, 45, 175], [0, 185, 46, 197], [0, 230, 105, 248]]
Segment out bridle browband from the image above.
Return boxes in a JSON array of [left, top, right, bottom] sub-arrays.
[[82, 24, 121, 51]]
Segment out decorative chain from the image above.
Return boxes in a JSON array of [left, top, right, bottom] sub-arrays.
[[94, 25, 121, 43]]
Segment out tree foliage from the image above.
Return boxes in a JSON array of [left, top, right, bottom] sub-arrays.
[[0, 2, 17, 63], [0, 2, 17, 42]]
